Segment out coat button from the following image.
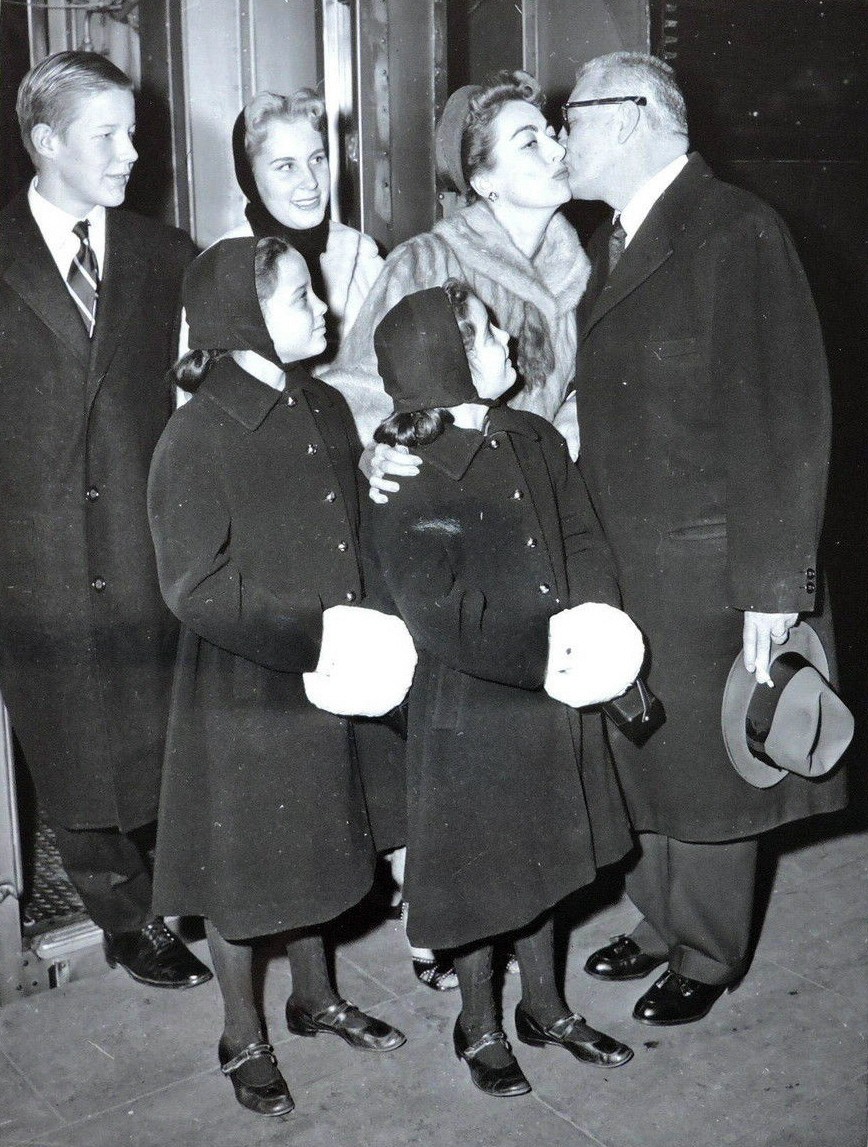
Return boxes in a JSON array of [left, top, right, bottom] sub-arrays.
[[489, 438, 499, 449], [286, 395, 297, 407], [345, 590, 357, 602], [92, 577, 106, 592], [307, 443, 318, 455], [511, 489, 523, 499], [337, 542, 348, 552], [538, 583, 551, 594], [85, 486, 100, 502], [526, 537, 537, 548], [325, 491, 337, 502]]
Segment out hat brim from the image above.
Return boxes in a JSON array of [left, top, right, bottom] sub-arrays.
[[720, 622, 828, 789]]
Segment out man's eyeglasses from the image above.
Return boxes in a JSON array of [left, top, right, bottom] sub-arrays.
[[561, 95, 647, 128]]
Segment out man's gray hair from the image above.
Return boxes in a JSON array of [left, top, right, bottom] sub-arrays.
[[576, 52, 688, 138]]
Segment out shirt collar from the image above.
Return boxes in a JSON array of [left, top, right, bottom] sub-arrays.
[[28, 177, 107, 275], [231, 349, 286, 391], [618, 153, 689, 247]]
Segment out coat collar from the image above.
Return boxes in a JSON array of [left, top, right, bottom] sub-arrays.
[[422, 406, 539, 481], [585, 153, 714, 334], [1, 190, 92, 366], [201, 358, 333, 431], [434, 200, 591, 321]]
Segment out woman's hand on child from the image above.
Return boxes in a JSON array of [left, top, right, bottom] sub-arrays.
[[544, 603, 645, 708], [368, 443, 423, 505]]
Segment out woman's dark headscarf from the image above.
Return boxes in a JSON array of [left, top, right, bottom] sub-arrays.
[[232, 109, 331, 324]]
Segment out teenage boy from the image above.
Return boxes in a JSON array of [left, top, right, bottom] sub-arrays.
[[0, 51, 210, 988]]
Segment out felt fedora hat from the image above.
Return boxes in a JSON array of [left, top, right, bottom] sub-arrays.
[[721, 622, 854, 789]]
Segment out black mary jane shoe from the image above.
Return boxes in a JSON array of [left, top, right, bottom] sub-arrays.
[[584, 935, 666, 982], [514, 1002, 634, 1068], [218, 1038, 295, 1117], [453, 1018, 531, 1098], [632, 970, 728, 1026], [285, 997, 406, 1052]]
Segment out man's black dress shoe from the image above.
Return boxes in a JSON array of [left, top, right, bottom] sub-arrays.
[[633, 970, 728, 1025], [285, 997, 406, 1051], [103, 918, 213, 988], [514, 1002, 633, 1068], [453, 1018, 531, 1098], [584, 935, 666, 981], [218, 1038, 295, 1117]]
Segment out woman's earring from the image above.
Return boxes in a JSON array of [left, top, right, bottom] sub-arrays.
[[488, 191, 498, 202]]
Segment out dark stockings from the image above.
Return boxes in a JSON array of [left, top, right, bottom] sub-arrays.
[[205, 920, 275, 1085], [285, 927, 341, 1015], [514, 914, 608, 1042], [453, 940, 514, 1067], [206, 921, 340, 1085], [512, 914, 568, 1028], [454, 914, 574, 1065]]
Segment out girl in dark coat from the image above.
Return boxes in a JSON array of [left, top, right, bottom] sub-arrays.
[[147, 237, 412, 1118], [367, 282, 644, 1098]]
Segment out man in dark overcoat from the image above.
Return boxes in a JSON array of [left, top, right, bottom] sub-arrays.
[[0, 51, 209, 988], [562, 52, 848, 1024]]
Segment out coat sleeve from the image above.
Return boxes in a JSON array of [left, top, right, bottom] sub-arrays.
[[147, 414, 324, 673], [319, 235, 458, 446], [711, 208, 830, 613], [368, 484, 549, 690], [537, 421, 622, 610]]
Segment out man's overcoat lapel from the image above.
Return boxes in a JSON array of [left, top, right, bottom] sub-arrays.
[[1, 195, 91, 365], [86, 211, 151, 416], [583, 154, 714, 336]]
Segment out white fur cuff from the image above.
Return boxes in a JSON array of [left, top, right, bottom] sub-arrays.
[[303, 605, 417, 717], [544, 602, 645, 708]]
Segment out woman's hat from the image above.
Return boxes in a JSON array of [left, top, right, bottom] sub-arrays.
[[435, 85, 480, 195], [721, 622, 853, 788], [374, 287, 479, 414], [183, 237, 282, 366]]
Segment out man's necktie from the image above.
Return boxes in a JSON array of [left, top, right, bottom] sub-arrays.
[[607, 218, 627, 278], [67, 219, 99, 337]]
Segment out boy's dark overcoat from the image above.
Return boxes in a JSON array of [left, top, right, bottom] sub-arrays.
[[576, 154, 847, 842], [369, 407, 633, 950], [148, 361, 376, 940], [0, 192, 196, 830]]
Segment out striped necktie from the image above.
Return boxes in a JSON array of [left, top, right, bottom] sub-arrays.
[[607, 217, 627, 278], [68, 219, 99, 336]]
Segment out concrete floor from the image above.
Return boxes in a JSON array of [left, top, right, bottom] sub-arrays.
[[0, 817, 865, 1147]]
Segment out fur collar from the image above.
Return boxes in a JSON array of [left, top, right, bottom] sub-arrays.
[[433, 200, 590, 322]]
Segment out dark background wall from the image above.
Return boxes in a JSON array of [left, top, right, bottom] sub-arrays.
[[1, 3, 33, 206], [649, 0, 868, 757]]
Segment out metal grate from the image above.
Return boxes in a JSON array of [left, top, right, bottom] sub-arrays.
[[21, 818, 87, 936]]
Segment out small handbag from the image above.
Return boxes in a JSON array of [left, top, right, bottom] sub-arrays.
[[602, 677, 665, 745]]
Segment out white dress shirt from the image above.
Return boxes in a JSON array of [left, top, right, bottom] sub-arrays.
[[619, 154, 689, 247], [27, 177, 107, 281]]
